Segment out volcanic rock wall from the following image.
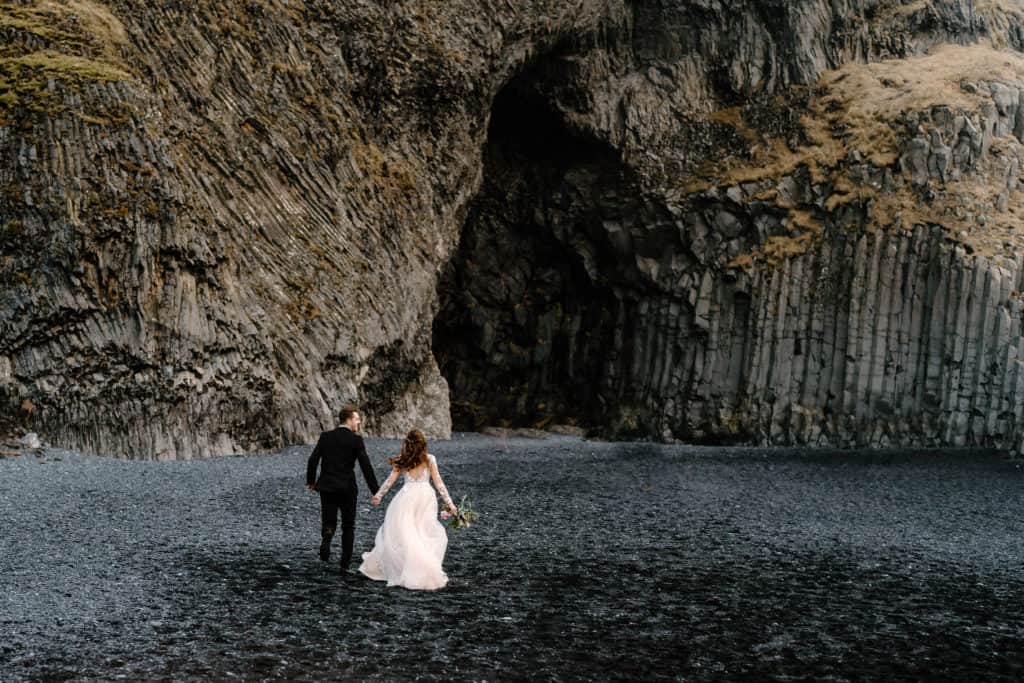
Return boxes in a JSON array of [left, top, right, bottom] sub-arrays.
[[434, 1, 1024, 452], [3, 0, 1024, 457]]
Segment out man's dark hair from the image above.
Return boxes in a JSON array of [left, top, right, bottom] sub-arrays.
[[339, 405, 360, 423]]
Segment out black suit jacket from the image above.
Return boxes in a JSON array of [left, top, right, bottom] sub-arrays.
[[306, 427, 379, 495]]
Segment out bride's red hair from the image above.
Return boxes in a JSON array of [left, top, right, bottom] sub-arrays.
[[389, 429, 428, 471]]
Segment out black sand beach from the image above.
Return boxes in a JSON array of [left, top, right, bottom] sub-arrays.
[[2, 434, 1023, 681]]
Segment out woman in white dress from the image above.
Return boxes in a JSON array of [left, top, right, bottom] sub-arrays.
[[359, 429, 457, 590]]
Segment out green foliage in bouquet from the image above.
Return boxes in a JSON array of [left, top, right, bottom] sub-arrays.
[[441, 496, 479, 531]]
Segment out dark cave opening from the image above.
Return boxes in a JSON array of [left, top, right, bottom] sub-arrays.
[[432, 68, 630, 433]]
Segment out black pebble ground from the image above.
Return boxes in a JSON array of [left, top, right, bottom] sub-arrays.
[[2, 434, 1024, 681]]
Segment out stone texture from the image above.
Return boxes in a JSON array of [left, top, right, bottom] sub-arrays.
[[435, 2, 1024, 454], [3, 1, 1024, 457]]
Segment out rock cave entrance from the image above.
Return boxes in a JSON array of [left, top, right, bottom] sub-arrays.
[[433, 62, 639, 434]]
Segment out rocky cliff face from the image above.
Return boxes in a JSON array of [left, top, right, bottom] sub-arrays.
[[437, 0, 1024, 454], [3, 0, 1024, 458]]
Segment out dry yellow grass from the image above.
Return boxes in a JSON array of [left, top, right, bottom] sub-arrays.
[[823, 44, 1024, 256], [700, 44, 1024, 195], [726, 209, 824, 271], [867, 166, 1024, 258], [824, 174, 876, 212], [893, 0, 929, 16], [700, 43, 1024, 268], [0, 50, 129, 82], [819, 44, 1024, 159], [976, 0, 1024, 18], [977, 0, 1024, 47], [727, 233, 817, 272], [0, 13, 71, 43], [0, 2, 133, 110], [786, 208, 820, 233], [0, 1, 127, 53], [39, 0, 127, 47]]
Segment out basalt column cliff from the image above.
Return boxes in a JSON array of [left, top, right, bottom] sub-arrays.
[[3, 1, 1024, 458]]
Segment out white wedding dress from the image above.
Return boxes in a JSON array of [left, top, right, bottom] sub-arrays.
[[359, 454, 454, 590]]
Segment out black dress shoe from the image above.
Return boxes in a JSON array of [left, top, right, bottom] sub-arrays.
[[341, 568, 370, 583], [319, 540, 331, 562]]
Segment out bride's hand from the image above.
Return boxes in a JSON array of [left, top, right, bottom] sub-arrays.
[[371, 495, 381, 506]]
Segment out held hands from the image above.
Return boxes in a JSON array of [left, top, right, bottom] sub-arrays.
[[371, 495, 381, 506]]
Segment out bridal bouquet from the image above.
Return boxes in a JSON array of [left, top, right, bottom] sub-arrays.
[[441, 496, 480, 530]]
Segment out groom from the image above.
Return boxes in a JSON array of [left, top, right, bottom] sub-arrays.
[[306, 405, 380, 572]]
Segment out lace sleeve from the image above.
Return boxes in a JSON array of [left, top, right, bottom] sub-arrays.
[[375, 467, 399, 499], [428, 454, 454, 508]]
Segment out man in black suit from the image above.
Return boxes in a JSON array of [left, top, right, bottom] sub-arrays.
[[306, 405, 380, 572]]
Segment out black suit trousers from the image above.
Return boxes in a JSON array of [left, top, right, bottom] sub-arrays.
[[319, 482, 358, 566]]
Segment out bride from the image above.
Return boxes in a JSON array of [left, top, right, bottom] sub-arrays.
[[359, 429, 457, 590]]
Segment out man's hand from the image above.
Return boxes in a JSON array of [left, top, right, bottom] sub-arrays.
[[307, 484, 317, 491], [371, 495, 381, 506]]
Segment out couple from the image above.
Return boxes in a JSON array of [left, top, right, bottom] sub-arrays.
[[305, 405, 458, 591]]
